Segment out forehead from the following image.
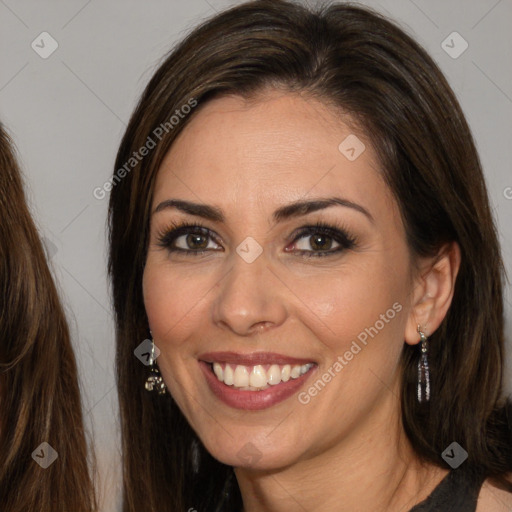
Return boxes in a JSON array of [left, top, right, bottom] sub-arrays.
[[153, 91, 393, 218]]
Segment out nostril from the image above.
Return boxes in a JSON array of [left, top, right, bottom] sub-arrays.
[[255, 321, 270, 331]]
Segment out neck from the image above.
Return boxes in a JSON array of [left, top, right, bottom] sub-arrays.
[[234, 380, 448, 512]]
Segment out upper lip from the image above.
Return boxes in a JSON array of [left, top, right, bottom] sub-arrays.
[[199, 351, 316, 366]]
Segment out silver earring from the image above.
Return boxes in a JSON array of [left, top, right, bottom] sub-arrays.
[[417, 325, 430, 403], [144, 338, 167, 395]]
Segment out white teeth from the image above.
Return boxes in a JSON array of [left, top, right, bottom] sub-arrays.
[[268, 364, 282, 385], [213, 362, 223, 381], [299, 364, 313, 376], [249, 365, 267, 388], [290, 365, 301, 379], [233, 365, 249, 387], [211, 362, 313, 389], [224, 364, 234, 385]]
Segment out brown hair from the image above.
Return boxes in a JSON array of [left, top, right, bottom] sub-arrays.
[[108, 1, 512, 510], [0, 124, 97, 510]]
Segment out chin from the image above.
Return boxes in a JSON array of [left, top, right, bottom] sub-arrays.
[[197, 427, 305, 471]]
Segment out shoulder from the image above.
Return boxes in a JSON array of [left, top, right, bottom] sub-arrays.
[[476, 474, 512, 512]]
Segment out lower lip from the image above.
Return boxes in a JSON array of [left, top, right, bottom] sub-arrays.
[[199, 361, 316, 411]]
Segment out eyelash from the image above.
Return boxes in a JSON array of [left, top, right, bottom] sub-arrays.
[[155, 220, 358, 258]]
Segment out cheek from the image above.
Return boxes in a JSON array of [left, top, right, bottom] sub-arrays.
[[142, 259, 217, 352], [143, 265, 169, 335], [297, 258, 407, 355], [142, 262, 201, 399], [143, 262, 189, 341], [297, 267, 407, 424]]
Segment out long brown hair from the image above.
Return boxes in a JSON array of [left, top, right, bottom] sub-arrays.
[[108, 1, 512, 510], [0, 123, 97, 511]]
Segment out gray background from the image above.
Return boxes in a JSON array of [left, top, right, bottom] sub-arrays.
[[1, 1, 511, 509]]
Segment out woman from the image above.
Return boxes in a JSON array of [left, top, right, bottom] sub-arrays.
[[108, 1, 512, 510], [0, 123, 97, 511]]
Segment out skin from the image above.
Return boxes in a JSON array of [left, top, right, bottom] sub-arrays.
[[142, 90, 508, 511]]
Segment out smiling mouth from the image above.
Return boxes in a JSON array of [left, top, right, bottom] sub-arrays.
[[198, 351, 318, 410], [197, 351, 318, 411], [208, 362, 315, 391]]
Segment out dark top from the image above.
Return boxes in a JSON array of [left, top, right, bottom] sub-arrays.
[[408, 465, 485, 511]]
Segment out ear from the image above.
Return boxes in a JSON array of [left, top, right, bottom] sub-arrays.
[[404, 241, 461, 345]]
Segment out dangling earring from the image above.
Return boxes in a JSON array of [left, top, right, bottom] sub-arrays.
[[417, 325, 430, 403], [144, 336, 167, 395]]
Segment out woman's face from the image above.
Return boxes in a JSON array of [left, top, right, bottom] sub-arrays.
[[143, 91, 417, 469]]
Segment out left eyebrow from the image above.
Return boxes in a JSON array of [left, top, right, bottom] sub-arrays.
[[271, 197, 374, 225], [152, 196, 374, 225]]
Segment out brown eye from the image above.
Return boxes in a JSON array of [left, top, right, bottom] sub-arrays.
[[184, 233, 209, 250], [156, 223, 221, 256], [308, 234, 336, 251], [289, 222, 357, 258]]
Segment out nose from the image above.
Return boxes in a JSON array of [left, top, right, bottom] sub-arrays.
[[212, 248, 288, 337]]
